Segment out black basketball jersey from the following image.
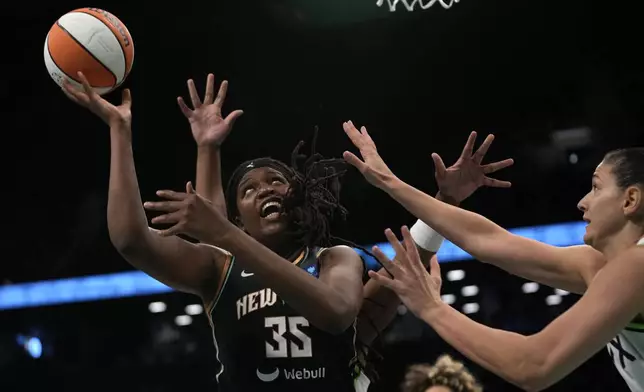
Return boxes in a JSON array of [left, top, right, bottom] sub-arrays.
[[205, 246, 360, 392]]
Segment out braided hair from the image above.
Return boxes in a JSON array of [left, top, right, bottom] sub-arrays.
[[225, 127, 349, 248]]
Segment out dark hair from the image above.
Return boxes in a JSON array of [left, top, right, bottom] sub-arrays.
[[603, 148, 644, 189], [401, 355, 483, 392], [225, 127, 349, 248]]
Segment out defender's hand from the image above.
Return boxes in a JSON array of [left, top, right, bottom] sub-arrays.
[[342, 121, 398, 190], [433, 131, 513, 204]]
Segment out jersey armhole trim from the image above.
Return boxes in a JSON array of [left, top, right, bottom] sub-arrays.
[[626, 322, 644, 332], [205, 253, 235, 314]]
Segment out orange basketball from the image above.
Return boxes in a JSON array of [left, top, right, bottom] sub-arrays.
[[44, 8, 134, 95]]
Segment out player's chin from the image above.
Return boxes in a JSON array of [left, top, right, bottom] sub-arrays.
[[260, 217, 288, 236], [582, 233, 591, 245], [582, 228, 594, 246]]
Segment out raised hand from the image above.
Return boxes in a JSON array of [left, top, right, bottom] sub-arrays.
[[342, 121, 398, 190], [62, 72, 132, 129], [433, 131, 514, 204], [143, 181, 230, 240], [368, 226, 443, 319], [178, 74, 244, 147]]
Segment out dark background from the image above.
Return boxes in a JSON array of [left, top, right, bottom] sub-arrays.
[[2, 0, 643, 390]]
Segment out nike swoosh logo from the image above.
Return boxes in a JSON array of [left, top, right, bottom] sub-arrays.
[[256, 368, 279, 382], [241, 271, 254, 277]]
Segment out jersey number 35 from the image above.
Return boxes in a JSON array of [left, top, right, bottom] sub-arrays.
[[265, 316, 312, 358]]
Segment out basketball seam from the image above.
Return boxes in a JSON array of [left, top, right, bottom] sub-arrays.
[[76, 9, 129, 83], [55, 21, 118, 87], [46, 33, 82, 84]]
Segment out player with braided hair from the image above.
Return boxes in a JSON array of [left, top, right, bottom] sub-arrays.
[[168, 75, 514, 391], [223, 128, 350, 250], [61, 68, 512, 391], [140, 75, 366, 391], [62, 70, 363, 391]]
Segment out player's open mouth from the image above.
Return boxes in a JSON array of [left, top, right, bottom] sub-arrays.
[[260, 199, 283, 220]]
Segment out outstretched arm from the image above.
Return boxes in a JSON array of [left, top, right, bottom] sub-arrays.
[[62, 75, 224, 302], [384, 180, 603, 293], [196, 146, 226, 214], [342, 121, 605, 293], [371, 227, 644, 392], [215, 229, 365, 334], [178, 74, 242, 215], [357, 131, 514, 344], [144, 185, 365, 334]]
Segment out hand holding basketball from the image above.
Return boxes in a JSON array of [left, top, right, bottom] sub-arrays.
[[178, 74, 244, 147], [368, 227, 444, 319], [342, 121, 398, 190], [62, 72, 132, 129], [44, 8, 134, 95]]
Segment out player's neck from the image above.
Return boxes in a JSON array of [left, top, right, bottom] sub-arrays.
[[598, 224, 644, 260], [274, 243, 306, 261], [263, 236, 306, 261]]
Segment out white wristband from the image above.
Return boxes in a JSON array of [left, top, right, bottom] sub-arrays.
[[410, 219, 444, 252]]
